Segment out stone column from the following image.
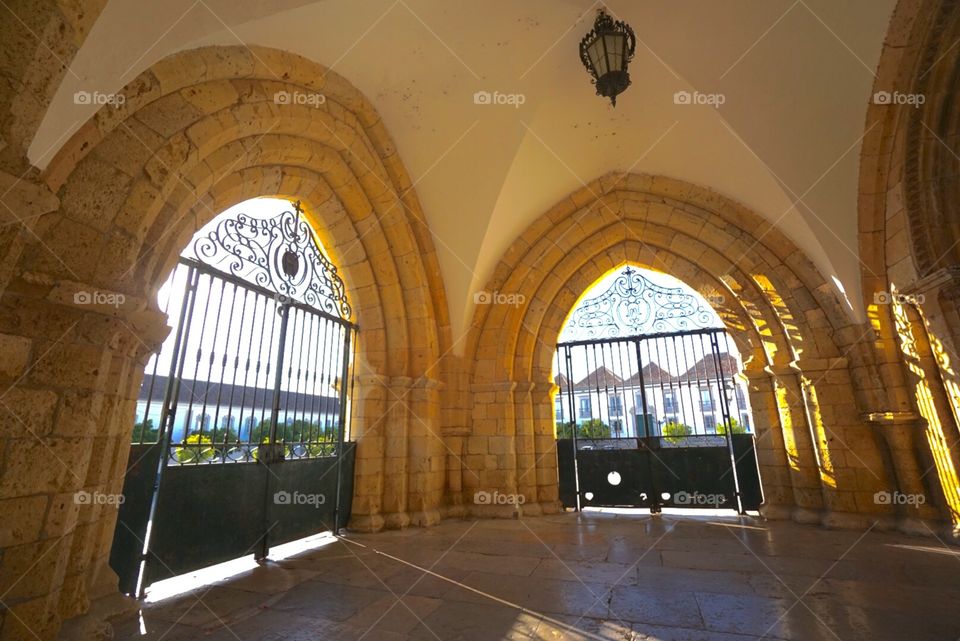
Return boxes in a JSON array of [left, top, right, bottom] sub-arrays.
[[348, 374, 389, 532], [866, 412, 943, 534], [0, 273, 167, 641], [531, 380, 561, 513], [380, 376, 412, 529], [765, 365, 825, 523], [742, 369, 793, 519], [797, 358, 889, 529], [513, 381, 539, 512], [406, 376, 443, 527], [467, 381, 519, 518]]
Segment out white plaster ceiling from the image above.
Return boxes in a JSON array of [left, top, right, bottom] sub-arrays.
[[31, 0, 896, 349]]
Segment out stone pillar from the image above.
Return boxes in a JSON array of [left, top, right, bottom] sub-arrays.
[[467, 381, 520, 518], [531, 380, 561, 513], [797, 358, 890, 529], [406, 377, 443, 527], [866, 412, 943, 534], [766, 365, 825, 523], [0, 273, 167, 641], [513, 381, 539, 512], [441, 427, 468, 518], [743, 370, 793, 519], [381, 376, 412, 529], [347, 374, 388, 532], [347, 374, 446, 531]]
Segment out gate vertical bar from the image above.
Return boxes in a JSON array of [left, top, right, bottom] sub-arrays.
[[563, 345, 581, 510], [137, 264, 199, 597], [334, 324, 353, 532], [259, 301, 291, 559], [708, 330, 744, 513], [633, 336, 659, 511]]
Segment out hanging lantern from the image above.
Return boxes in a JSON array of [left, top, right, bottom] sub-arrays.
[[579, 8, 637, 107]]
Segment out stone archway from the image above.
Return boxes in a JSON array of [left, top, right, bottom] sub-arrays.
[[0, 45, 451, 639], [459, 173, 895, 529], [858, 0, 960, 534]]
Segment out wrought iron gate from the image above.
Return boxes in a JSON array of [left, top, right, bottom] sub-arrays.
[[553, 265, 763, 514], [555, 329, 763, 513], [110, 202, 358, 596]]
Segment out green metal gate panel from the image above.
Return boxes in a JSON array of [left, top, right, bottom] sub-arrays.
[[558, 435, 764, 512], [145, 462, 270, 583], [109, 443, 163, 594], [557, 439, 577, 508], [732, 434, 764, 510], [266, 443, 356, 547]]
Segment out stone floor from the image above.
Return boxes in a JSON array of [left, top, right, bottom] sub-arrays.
[[111, 510, 960, 641]]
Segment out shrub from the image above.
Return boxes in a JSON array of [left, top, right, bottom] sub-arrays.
[[662, 421, 693, 444], [716, 418, 747, 435], [555, 418, 612, 439], [173, 433, 216, 463]]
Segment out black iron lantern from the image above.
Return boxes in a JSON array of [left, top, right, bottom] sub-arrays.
[[579, 9, 637, 107]]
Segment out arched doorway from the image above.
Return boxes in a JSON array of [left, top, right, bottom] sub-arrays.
[[461, 173, 892, 527], [109, 197, 358, 596], [553, 265, 762, 514]]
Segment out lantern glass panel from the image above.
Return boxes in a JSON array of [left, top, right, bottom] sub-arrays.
[[589, 40, 608, 75], [604, 34, 624, 71]]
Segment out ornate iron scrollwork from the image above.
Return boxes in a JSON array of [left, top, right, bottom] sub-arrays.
[[561, 266, 719, 340], [188, 201, 351, 319]]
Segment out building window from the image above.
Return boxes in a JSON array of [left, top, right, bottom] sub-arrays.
[[740, 413, 751, 430], [735, 385, 746, 410], [704, 415, 716, 432], [578, 396, 592, 418], [663, 389, 678, 413], [699, 387, 713, 412], [608, 395, 623, 416]]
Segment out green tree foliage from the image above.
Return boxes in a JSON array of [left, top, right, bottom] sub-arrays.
[[132, 418, 159, 443], [716, 417, 747, 435], [662, 421, 693, 444], [555, 418, 612, 439], [250, 418, 335, 444]]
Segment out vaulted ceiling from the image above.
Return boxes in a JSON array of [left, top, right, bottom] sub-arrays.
[[30, 0, 896, 344]]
